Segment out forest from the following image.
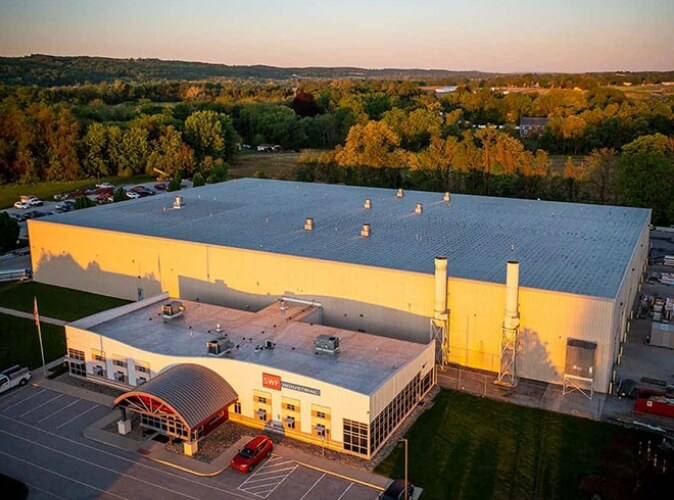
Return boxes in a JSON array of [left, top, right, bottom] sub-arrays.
[[0, 56, 673, 224]]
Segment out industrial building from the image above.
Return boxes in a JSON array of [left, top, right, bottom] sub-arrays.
[[29, 178, 650, 401], [66, 294, 434, 457]]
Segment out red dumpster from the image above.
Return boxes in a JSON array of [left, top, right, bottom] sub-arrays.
[[635, 389, 674, 418]]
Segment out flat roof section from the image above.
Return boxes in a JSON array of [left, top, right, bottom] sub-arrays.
[[85, 298, 428, 396], [44, 178, 650, 298]]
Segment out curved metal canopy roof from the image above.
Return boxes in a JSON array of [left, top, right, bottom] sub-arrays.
[[114, 364, 237, 429]]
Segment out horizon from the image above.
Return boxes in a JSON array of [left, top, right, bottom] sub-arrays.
[[1, 0, 673, 73]]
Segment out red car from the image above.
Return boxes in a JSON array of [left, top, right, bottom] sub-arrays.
[[230, 435, 273, 473]]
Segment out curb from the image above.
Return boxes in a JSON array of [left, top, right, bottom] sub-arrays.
[[144, 455, 229, 477]]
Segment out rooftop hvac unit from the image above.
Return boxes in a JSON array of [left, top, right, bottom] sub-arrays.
[[396, 188, 404, 198], [415, 202, 423, 214], [173, 196, 184, 209], [565, 338, 597, 379], [364, 198, 372, 209], [360, 223, 371, 238], [315, 334, 340, 354], [304, 217, 315, 231], [162, 301, 185, 320], [206, 336, 234, 356]]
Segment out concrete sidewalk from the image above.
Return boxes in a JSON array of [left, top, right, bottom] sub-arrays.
[[0, 305, 67, 326]]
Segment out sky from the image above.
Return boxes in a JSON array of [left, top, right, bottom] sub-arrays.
[[0, 0, 672, 73]]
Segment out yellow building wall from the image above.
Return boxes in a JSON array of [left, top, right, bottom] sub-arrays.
[[33, 219, 634, 392]]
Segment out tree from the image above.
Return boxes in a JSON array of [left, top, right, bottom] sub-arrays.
[[291, 91, 321, 117], [0, 213, 19, 252], [168, 172, 182, 192], [147, 126, 196, 177], [206, 162, 229, 184], [74, 196, 95, 210], [619, 134, 674, 225], [335, 121, 407, 169], [112, 186, 127, 202], [184, 110, 238, 161], [82, 123, 111, 178], [192, 172, 205, 187], [586, 148, 619, 204]]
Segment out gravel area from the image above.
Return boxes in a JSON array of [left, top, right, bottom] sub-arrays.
[[58, 374, 125, 398]]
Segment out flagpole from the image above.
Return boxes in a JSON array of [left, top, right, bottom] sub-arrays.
[[34, 296, 47, 376]]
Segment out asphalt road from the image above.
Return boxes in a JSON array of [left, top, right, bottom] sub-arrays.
[[0, 385, 380, 500]]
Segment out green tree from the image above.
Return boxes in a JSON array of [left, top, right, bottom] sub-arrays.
[[192, 172, 205, 187], [82, 123, 111, 178], [74, 196, 95, 210], [206, 161, 229, 183], [184, 110, 238, 161], [586, 148, 619, 204], [168, 172, 182, 192], [147, 126, 196, 177], [619, 134, 674, 224], [112, 186, 127, 202], [0, 212, 20, 252]]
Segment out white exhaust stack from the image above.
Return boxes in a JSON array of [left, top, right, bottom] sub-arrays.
[[504, 260, 520, 330], [497, 260, 520, 387], [396, 188, 404, 198], [304, 217, 314, 231], [364, 199, 372, 209], [415, 203, 423, 214], [434, 257, 448, 319], [360, 223, 371, 237], [443, 192, 451, 203]]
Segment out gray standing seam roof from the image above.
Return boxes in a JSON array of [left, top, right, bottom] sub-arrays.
[[114, 364, 237, 428], [44, 178, 650, 298]]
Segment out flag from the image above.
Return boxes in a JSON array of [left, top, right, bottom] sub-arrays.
[[33, 296, 40, 329]]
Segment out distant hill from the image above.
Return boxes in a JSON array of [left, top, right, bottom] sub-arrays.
[[0, 54, 490, 86]]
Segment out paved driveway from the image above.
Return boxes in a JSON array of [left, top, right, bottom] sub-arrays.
[[0, 385, 380, 500]]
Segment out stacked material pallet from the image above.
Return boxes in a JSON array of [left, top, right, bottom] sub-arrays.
[[660, 273, 674, 286]]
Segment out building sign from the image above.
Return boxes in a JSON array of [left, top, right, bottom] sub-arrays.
[[262, 373, 321, 396], [262, 373, 281, 390]]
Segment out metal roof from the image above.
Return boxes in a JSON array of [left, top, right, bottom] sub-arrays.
[[44, 178, 650, 298], [114, 363, 237, 429], [92, 297, 429, 396]]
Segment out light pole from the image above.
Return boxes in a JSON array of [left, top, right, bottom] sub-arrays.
[[401, 438, 409, 500]]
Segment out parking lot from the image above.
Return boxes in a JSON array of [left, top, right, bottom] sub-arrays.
[[0, 385, 382, 500]]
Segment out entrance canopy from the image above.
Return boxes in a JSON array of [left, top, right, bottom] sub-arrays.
[[114, 364, 237, 431]]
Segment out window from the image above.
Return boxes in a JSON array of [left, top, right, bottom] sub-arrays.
[[286, 403, 296, 411], [316, 411, 326, 419], [93, 366, 104, 377], [136, 365, 150, 374], [92, 350, 105, 362], [343, 419, 368, 456], [315, 424, 326, 438], [370, 374, 421, 454], [137, 377, 147, 385], [257, 396, 267, 404], [67, 349, 86, 377], [115, 371, 126, 383], [257, 409, 267, 421], [233, 402, 242, 414], [285, 416, 296, 429], [112, 358, 127, 368]]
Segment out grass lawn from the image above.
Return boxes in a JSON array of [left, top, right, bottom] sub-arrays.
[[0, 282, 129, 322], [376, 390, 622, 500], [0, 313, 65, 370], [0, 174, 153, 209], [229, 151, 306, 180]]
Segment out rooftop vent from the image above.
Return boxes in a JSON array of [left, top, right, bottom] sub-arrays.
[[396, 188, 404, 198], [206, 336, 234, 356], [364, 198, 372, 209], [415, 202, 423, 214], [162, 301, 184, 320], [173, 196, 184, 209], [304, 217, 315, 231], [360, 223, 371, 238], [315, 334, 340, 354], [443, 192, 451, 203]]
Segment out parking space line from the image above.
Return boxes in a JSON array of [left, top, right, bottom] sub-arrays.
[[238, 458, 299, 499], [0, 450, 129, 500], [38, 399, 79, 423], [25, 482, 68, 500], [247, 466, 297, 478], [337, 483, 354, 500], [299, 473, 325, 500], [0, 430, 200, 500], [19, 393, 63, 418], [244, 473, 293, 484], [1, 389, 45, 412], [56, 403, 99, 429], [0, 413, 253, 500], [0, 384, 28, 403]]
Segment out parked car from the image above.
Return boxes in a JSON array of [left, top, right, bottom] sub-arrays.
[[617, 378, 637, 399], [29, 198, 43, 207], [154, 183, 167, 191], [131, 186, 154, 196], [14, 201, 31, 209], [19, 195, 37, 203], [53, 193, 69, 201], [230, 435, 273, 473], [379, 480, 415, 500], [95, 182, 115, 189], [126, 191, 141, 199], [0, 365, 31, 394]]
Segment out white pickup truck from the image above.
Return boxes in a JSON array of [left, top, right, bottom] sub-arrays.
[[0, 365, 32, 394]]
